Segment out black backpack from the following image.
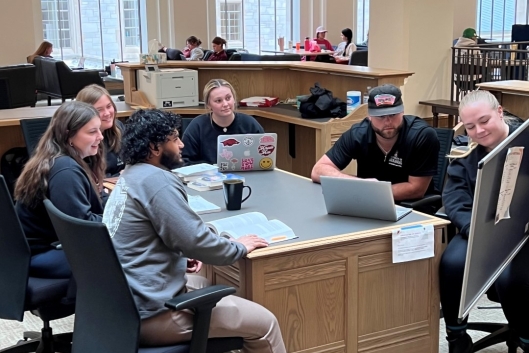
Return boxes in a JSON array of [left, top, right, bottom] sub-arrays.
[[0, 147, 28, 200]]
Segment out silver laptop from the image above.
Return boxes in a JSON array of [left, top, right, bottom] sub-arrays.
[[217, 133, 277, 172], [320, 176, 412, 221]]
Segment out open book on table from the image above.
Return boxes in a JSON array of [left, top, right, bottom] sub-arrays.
[[206, 212, 297, 244]]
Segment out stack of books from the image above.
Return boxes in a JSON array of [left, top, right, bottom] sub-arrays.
[[172, 163, 219, 183], [187, 172, 245, 192]]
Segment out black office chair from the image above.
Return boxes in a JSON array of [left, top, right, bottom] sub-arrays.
[[181, 117, 194, 136], [349, 50, 368, 66], [0, 175, 74, 353], [400, 127, 454, 214], [202, 50, 213, 61], [20, 117, 52, 156], [43, 199, 243, 353]]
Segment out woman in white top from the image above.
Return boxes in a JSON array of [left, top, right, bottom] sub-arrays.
[[184, 36, 204, 61], [333, 28, 357, 64]]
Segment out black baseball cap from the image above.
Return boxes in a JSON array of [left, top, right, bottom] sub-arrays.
[[367, 84, 404, 117]]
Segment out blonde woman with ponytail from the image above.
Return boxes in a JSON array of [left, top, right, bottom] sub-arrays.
[[439, 90, 529, 353]]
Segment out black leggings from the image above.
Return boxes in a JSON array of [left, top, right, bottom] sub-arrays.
[[439, 234, 529, 339]]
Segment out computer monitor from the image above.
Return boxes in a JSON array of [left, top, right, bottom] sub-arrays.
[[459, 119, 529, 320]]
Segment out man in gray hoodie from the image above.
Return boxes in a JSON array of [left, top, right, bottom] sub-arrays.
[[102, 109, 286, 353]]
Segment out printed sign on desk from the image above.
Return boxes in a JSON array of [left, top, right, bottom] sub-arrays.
[[392, 224, 434, 263]]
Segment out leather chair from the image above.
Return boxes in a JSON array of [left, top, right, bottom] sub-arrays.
[[202, 50, 213, 61], [33, 57, 104, 106], [20, 117, 52, 156], [0, 175, 74, 353], [0, 64, 36, 109], [348, 50, 368, 66], [400, 127, 454, 215], [226, 49, 237, 60], [43, 199, 244, 353]]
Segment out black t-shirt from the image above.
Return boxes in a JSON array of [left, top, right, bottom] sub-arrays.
[[326, 115, 440, 193], [182, 112, 264, 165]]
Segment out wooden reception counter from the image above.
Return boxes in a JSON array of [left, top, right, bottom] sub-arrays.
[[477, 80, 529, 119], [117, 61, 414, 106]]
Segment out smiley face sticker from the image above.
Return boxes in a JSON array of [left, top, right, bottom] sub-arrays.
[[259, 157, 274, 170]]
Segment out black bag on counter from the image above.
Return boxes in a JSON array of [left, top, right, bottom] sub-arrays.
[[299, 83, 347, 119]]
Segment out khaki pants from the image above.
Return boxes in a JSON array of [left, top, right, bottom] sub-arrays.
[[140, 275, 286, 353]]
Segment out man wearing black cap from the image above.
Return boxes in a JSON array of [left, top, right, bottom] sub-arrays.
[[311, 84, 439, 201]]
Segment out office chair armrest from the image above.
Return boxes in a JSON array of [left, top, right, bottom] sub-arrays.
[[400, 194, 442, 209], [435, 206, 449, 220], [165, 285, 235, 311]]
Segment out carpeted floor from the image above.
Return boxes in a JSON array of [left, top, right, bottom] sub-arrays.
[[0, 296, 522, 352]]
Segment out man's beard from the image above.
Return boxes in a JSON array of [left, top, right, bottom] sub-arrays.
[[372, 121, 403, 140], [160, 150, 184, 170]]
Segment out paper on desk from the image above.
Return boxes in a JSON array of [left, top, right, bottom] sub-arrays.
[[392, 225, 434, 263], [495, 146, 524, 224]]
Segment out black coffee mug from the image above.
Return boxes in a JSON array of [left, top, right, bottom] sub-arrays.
[[223, 179, 252, 211]]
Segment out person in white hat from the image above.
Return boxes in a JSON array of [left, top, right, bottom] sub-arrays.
[[314, 25, 333, 51]]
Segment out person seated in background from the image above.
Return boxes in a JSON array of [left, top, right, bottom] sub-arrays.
[[182, 78, 264, 165], [27, 40, 53, 64], [207, 36, 228, 61], [440, 90, 529, 353], [313, 26, 333, 51], [333, 28, 357, 64], [311, 84, 439, 201], [14, 101, 105, 279], [183, 36, 204, 61], [102, 109, 286, 352], [76, 84, 124, 177], [454, 28, 480, 58], [158, 35, 204, 61]]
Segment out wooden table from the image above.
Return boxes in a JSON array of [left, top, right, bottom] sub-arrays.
[[418, 99, 460, 128], [477, 80, 529, 119], [0, 103, 366, 178], [194, 170, 449, 353], [261, 49, 335, 56], [117, 61, 413, 107]]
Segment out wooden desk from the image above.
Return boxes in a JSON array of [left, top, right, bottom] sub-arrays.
[[195, 170, 448, 353], [477, 80, 529, 119], [0, 103, 364, 178], [419, 100, 459, 128], [117, 61, 413, 107]]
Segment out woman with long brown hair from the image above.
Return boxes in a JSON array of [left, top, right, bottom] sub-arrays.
[[15, 101, 105, 278], [76, 84, 124, 177], [27, 40, 53, 64]]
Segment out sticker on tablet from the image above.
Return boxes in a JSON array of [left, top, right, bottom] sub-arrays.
[[243, 136, 254, 147], [241, 158, 254, 170], [220, 138, 240, 147], [259, 135, 275, 144], [219, 162, 229, 171], [259, 157, 273, 169], [220, 149, 233, 161], [257, 144, 275, 156]]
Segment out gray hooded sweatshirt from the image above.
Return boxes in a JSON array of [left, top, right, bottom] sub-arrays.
[[103, 163, 247, 319]]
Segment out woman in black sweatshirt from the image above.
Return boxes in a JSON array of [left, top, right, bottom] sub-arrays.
[[440, 90, 529, 353]]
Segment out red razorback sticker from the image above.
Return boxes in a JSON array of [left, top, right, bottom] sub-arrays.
[[258, 145, 275, 156], [220, 138, 241, 147]]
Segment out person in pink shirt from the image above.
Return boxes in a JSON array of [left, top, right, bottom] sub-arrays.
[[313, 26, 333, 51]]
